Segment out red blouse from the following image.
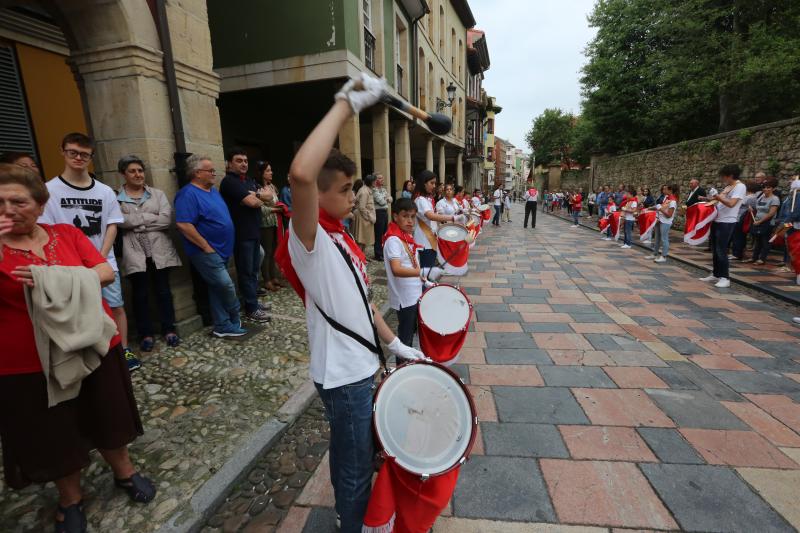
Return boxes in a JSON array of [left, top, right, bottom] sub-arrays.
[[0, 224, 121, 376]]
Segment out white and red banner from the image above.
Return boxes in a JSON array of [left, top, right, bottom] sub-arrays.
[[788, 231, 800, 275], [637, 210, 657, 242], [610, 211, 622, 240], [683, 203, 717, 245]]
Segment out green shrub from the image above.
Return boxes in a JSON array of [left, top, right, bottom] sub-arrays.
[[737, 129, 753, 143], [766, 158, 781, 176], [706, 140, 722, 153]]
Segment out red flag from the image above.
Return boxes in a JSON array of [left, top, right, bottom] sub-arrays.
[[609, 211, 621, 240], [598, 217, 610, 231], [683, 203, 717, 245], [363, 460, 460, 533], [637, 210, 657, 242], [788, 231, 800, 275]]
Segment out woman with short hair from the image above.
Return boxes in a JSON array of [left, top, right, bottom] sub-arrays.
[[352, 174, 377, 253], [0, 164, 155, 533], [116, 155, 182, 351]]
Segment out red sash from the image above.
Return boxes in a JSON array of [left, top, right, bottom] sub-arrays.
[[275, 208, 367, 303]]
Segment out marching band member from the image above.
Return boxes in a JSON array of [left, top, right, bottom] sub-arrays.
[[699, 164, 746, 288], [620, 186, 638, 248], [602, 198, 617, 240], [413, 171, 462, 250], [471, 189, 482, 209], [455, 185, 471, 212], [275, 73, 425, 533], [435, 183, 461, 218], [776, 177, 800, 285], [652, 183, 678, 263]]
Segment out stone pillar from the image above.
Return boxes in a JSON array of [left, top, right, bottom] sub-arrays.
[[456, 152, 463, 185], [393, 120, 411, 192], [425, 137, 434, 170], [372, 106, 391, 181], [338, 113, 362, 178], [438, 142, 446, 181]]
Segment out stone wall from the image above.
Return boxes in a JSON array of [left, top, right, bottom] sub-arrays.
[[593, 117, 800, 228], [560, 169, 591, 192]]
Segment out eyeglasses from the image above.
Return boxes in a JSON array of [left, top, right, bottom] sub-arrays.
[[197, 168, 217, 176], [63, 149, 93, 161]]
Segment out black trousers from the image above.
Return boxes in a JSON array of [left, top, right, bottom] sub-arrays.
[[524, 201, 538, 228], [751, 224, 772, 262], [395, 304, 419, 365], [373, 208, 388, 260], [711, 222, 736, 279], [127, 259, 177, 338]]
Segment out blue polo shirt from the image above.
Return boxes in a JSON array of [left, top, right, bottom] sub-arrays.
[[175, 183, 235, 260]]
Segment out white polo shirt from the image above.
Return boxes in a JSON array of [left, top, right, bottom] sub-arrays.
[[288, 222, 379, 389], [384, 236, 422, 310], [715, 182, 747, 223], [414, 196, 437, 249], [435, 197, 460, 216]]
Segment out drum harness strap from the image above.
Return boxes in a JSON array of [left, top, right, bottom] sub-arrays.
[[314, 240, 389, 374]]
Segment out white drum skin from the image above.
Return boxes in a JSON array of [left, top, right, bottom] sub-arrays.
[[418, 285, 470, 335], [437, 223, 469, 243]]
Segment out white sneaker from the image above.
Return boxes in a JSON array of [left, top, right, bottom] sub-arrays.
[[699, 275, 718, 282], [654, 256, 667, 263], [603, 237, 611, 241], [642, 240, 651, 244], [621, 244, 631, 249], [727, 254, 736, 260], [714, 278, 731, 288], [644, 254, 656, 260], [792, 317, 800, 325]]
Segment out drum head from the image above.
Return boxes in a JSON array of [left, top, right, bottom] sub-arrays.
[[419, 284, 471, 334], [374, 363, 475, 476], [437, 223, 468, 242], [478, 204, 490, 212]]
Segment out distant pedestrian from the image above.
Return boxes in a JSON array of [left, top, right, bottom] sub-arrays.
[[401, 179, 414, 199], [700, 164, 746, 289], [587, 189, 596, 217], [503, 190, 512, 222], [619, 186, 637, 248], [492, 184, 502, 226], [570, 189, 583, 227], [524, 184, 538, 228], [749, 177, 780, 265], [372, 174, 391, 261]]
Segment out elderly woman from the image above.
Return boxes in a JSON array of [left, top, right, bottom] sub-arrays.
[[117, 155, 182, 352], [0, 164, 154, 533], [352, 173, 377, 253]]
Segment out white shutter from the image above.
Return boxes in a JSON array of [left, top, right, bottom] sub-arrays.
[[0, 44, 38, 159]]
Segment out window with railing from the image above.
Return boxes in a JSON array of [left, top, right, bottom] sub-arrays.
[[365, 27, 376, 72], [396, 64, 404, 97]]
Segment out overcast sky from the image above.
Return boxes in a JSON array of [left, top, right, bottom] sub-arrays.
[[469, 0, 598, 151]]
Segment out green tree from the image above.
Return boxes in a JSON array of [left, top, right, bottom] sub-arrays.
[[580, 0, 800, 154], [525, 108, 575, 167]]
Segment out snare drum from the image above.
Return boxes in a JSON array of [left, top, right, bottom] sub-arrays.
[[373, 360, 477, 479], [418, 284, 472, 365], [478, 204, 492, 222], [437, 223, 470, 275]]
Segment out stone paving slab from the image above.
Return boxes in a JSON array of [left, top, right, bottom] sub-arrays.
[[494, 386, 590, 424], [480, 422, 569, 458], [644, 389, 750, 429]]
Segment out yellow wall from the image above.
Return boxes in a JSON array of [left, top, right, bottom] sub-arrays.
[[15, 43, 88, 179]]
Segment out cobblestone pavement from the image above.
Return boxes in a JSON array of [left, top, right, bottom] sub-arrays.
[[256, 204, 800, 532], [557, 208, 800, 305], [0, 261, 388, 533]]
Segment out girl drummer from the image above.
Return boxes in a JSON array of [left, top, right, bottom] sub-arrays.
[[435, 183, 462, 218], [413, 171, 464, 250]]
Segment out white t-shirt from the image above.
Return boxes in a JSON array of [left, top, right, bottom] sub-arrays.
[[715, 182, 746, 223], [504, 195, 512, 208], [460, 198, 471, 211], [436, 198, 460, 216], [414, 196, 437, 249], [39, 176, 124, 271], [288, 222, 379, 389], [471, 196, 481, 208], [525, 189, 539, 202], [623, 200, 638, 221], [493, 189, 502, 206], [384, 236, 422, 310], [657, 199, 677, 224]]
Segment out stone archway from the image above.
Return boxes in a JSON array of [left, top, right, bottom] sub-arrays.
[[40, 0, 225, 329]]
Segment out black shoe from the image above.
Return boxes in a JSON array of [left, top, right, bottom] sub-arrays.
[[55, 500, 86, 533], [115, 473, 157, 503]]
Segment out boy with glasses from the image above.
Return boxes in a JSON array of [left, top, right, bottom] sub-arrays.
[[39, 132, 140, 370]]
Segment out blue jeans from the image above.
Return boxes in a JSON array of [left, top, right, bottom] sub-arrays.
[[572, 210, 580, 225], [315, 377, 375, 533], [493, 205, 501, 225], [623, 219, 634, 245], [234, 239, 261, 313], [189, 252, 241, 331], [599, 205, 607, 219], [653, 222, 671, 257]]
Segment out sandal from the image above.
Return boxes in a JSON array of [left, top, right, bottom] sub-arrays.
[[165, 332, 180, 348], [139, 337, 155, 352], [55, 500, 86, 533], [114, 473, 157, 503]]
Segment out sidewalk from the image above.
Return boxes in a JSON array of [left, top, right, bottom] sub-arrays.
[[549, 209, 800, 306], [251, 204, 800, 532]]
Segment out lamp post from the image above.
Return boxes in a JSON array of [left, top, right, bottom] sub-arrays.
[[436, 81, 457, 112]]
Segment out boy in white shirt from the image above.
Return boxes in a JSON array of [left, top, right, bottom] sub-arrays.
[[620, 187, 638, 248], [700, 164, 747, 288], [274, 73, 425, 533]]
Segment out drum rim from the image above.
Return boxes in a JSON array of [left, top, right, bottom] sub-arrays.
[[417, 283, 473, 334], [437, 222, 469, 242], [372, 360, 478, 478]]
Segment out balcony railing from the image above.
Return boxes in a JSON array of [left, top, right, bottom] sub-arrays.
[[365, 27, 376, 72]]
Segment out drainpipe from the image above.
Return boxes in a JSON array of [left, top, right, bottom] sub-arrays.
[[155, 0, 190, 186]]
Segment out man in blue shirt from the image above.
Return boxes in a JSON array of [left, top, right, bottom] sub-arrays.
[[175, 155, 246, 337], [220, 148, 271, 324]]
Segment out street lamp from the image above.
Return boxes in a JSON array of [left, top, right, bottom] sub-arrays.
[[436, 81, 457, 112]]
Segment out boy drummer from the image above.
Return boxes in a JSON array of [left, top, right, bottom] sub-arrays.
[[382, 198, 443, 365], [276, 73, 425, 532]]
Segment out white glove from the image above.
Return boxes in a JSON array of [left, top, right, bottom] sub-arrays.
[[423, 266, 444, 282], [453, 214, 467, 225], [423, 279, 437, 290], [335, 73, 388, 114], [387, 337, 427, 361]]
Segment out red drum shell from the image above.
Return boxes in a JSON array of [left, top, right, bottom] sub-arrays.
[[417, 284, 472, 364]]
